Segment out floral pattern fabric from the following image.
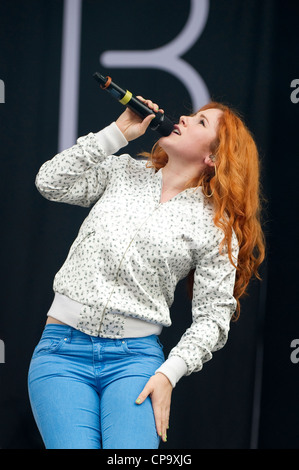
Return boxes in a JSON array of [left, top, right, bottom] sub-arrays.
[[35, 122, 239, 377]]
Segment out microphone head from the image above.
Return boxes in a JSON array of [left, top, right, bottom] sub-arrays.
[[151, 114, 174, 136]]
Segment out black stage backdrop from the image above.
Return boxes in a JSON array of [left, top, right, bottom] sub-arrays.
[[0, 0, 298, 449]]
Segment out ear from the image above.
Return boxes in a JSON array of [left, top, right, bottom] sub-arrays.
[[204, 154, 216, 167]]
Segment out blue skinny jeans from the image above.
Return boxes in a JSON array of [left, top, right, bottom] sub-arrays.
[[27, 324, 165, 449]]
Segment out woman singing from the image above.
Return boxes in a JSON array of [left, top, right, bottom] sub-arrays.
[[28, 97, 265, 449]]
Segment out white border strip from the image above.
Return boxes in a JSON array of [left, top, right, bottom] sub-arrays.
[[58, 0, 82, 152]]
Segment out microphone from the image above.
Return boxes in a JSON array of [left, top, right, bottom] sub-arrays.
[[93, 72, 174, 137]]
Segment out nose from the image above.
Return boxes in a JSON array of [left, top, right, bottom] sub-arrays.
[[179, 115, 188, 126]]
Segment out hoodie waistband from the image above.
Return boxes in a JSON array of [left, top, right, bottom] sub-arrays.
[[47, 292, 163, 338]]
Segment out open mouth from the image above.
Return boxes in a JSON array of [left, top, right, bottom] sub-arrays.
[[172, 125, 181, 135]]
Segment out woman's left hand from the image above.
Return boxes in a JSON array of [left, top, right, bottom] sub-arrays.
[[135, 372, 173, 442]]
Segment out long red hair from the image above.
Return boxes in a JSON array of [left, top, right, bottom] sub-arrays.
[[142, 102, 266, 321]]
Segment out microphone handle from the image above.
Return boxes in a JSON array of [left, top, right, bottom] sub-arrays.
[[93, 72, 174, 137]]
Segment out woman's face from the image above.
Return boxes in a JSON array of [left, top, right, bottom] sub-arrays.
[[159, 108, 223, 165]]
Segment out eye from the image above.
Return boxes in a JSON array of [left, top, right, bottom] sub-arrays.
[[199, 119, 205, 127]]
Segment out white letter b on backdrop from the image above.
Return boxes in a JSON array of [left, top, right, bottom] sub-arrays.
[[100, 0, 211, 111]]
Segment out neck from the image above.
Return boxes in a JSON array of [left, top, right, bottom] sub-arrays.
[[161, 161, 204, 191]]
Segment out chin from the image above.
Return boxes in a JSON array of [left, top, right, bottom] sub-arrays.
[[157, 134, 173, 151]]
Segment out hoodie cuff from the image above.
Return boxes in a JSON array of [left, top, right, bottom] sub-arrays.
[[94, 121, 128, 156], [155, 356, 188, 388]]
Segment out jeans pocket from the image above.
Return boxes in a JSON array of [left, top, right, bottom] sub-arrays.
[[121, 339, 140, 355], [122, 337, 164, 360], [33, 337, 65, 357]]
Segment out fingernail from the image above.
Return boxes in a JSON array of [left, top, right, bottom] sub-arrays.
[[164, 434, 167, 442], [136, 398, 141, 404]]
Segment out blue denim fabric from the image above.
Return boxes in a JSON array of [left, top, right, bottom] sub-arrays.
[[28, 324, 165, 449]]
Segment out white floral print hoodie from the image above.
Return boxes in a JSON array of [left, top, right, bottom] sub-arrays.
[[35, 122, 239, 387]]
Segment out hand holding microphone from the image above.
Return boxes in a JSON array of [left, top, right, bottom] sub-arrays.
[[115, 96, 164, 142], [93, 72, 174, 140]]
